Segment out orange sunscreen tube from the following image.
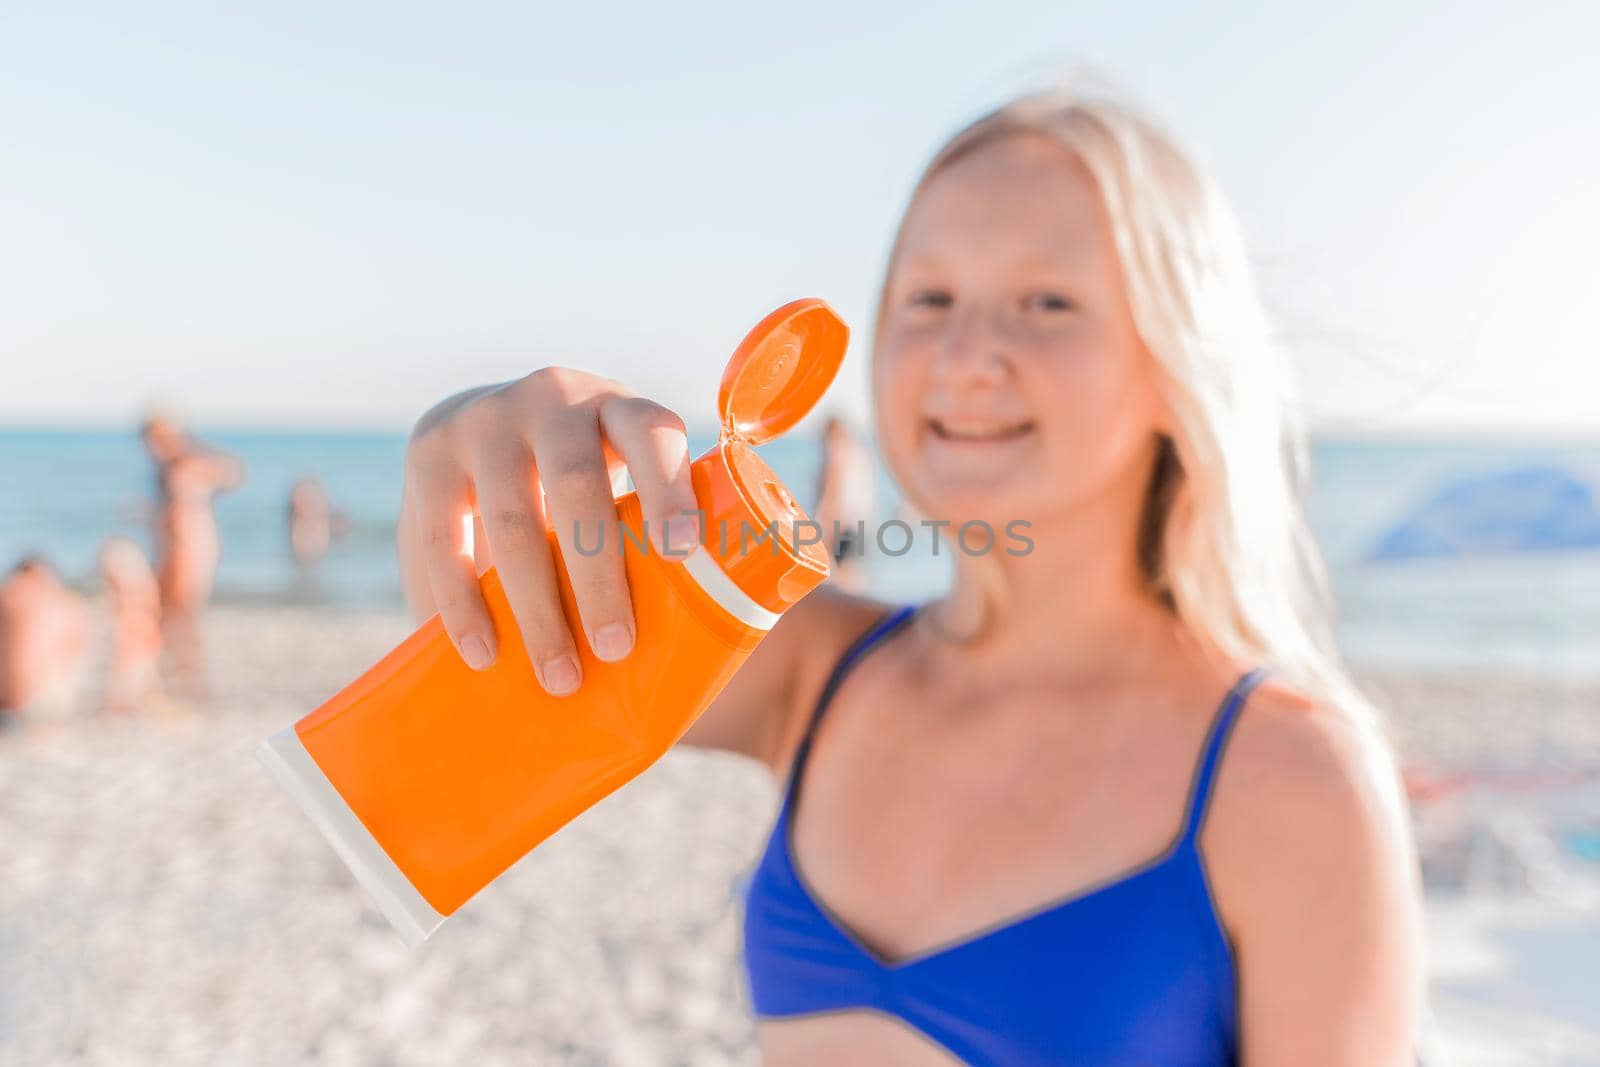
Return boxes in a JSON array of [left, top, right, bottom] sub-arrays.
[[254, 299, 847, 946]]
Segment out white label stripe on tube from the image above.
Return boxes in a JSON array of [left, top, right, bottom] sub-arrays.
[[255, 726, 445, 947], [679, 544, 781, 630]]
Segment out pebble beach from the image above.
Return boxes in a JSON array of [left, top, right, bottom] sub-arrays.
[[2, 602, 1597, 1066]]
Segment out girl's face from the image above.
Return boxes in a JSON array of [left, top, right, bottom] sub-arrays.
[[873, 132, 1171, 530]]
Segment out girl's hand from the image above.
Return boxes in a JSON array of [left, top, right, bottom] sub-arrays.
[[399, 369, 702, 696]]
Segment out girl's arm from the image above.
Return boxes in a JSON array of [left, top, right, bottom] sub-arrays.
[[1211, 695, 1427, 1065]]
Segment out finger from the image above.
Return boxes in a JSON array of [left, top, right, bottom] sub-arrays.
[[530, 409, 637, 664], [470, 439, 584, 697], [408, 461, 498, 670], [598, 395, 701, 559]]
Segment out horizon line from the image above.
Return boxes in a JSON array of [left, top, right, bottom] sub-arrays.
[[2, 415, 1599, 446]]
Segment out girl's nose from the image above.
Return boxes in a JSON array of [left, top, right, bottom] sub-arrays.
[[931, 304, 1012, 386]]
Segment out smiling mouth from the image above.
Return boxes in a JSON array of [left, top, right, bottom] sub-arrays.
[[926, 417, 1036, 443]]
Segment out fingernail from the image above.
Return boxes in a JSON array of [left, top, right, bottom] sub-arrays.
[[592, 621, 633, 661], [541, 654, 580, 695], [659, 515, 700, 556], [460, 635, 492, 670]]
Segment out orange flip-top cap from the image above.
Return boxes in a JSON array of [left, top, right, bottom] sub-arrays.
[[718, 298, 850, 445], [692, 298, 850, 614]]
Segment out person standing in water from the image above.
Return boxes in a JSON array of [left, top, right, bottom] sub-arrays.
[[288, 476, 351, 573], [811, 414, 877, 593], [140, 411, 246, 699], [395, 82, 1426, 1064]]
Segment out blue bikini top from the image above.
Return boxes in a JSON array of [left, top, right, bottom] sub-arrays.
[[741, 603, 1272, 1065]]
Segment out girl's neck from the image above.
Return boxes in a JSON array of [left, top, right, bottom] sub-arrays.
[[916, 504, 1201, 688]]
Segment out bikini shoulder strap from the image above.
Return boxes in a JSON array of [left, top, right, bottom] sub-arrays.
[[1182, 665, 1273, 842], [781, 602, 919, 797]]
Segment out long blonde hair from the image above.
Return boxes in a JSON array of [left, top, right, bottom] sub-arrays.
[[872, 77, 1390, 745]]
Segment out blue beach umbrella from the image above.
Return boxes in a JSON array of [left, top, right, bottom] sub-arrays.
[[1365, 464, 1600, 563]]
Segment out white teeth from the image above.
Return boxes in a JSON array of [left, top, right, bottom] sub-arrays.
[[929, 418, 1032, 440]]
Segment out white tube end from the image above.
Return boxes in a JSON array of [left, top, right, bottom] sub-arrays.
[[255, 726, 446, 947]]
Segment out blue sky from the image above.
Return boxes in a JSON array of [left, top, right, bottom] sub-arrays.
[[3, 1, 1597, 436]]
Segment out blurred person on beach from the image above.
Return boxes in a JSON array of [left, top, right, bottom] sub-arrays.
[[395, 78, 1428, 1064], [287, 476, 350, 573], [811, 414, 876, 593], [140, 411, 246, 700], [99, 537, 166, 715], [0, 556, 90, 720]]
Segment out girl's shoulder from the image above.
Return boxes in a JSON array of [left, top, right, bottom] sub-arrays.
[[1208, 676, 1406, 857], [761, 586, 912, 778], [1219, 676, 1401, 812]]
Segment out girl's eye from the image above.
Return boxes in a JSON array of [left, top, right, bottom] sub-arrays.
[[1027, 293, 1073, 312], [907, 289, 952, 309]]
